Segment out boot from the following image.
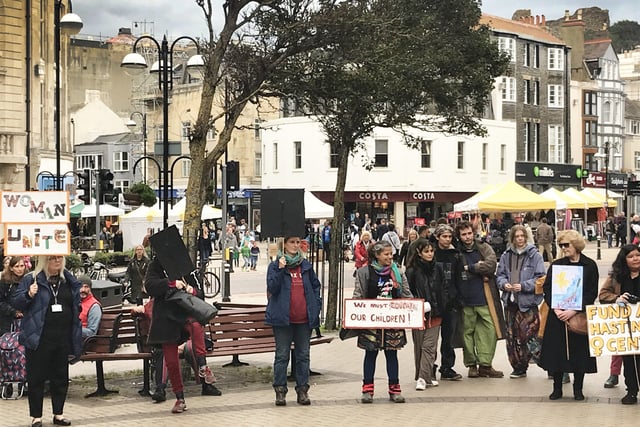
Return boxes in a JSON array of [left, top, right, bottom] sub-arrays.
[[604, 375, 619, 388], [274, 386, 287, 406], [296, 385, 311, 405], [467, 365, 479, 378], [151, 387, 166, 402], [202, 383, 222, 396], [478, 365, 504, 378], [388, 383, 405, 403], [361, 383, 374, 404], [573, 373, 585, 401], [549, 372, 563, 400]]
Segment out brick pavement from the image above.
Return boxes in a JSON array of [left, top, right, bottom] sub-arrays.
[[2, 241, 637, 426]]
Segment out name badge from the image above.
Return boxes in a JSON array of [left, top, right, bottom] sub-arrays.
[[51, 304, 63, 313]]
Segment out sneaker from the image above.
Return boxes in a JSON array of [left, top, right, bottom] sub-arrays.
[[441, 369, 462, 381], [562, 373, 571, 384], [621, 393, 638, 405], [171, 399, 187, 414], [415, 378, 427, 391], [478, 365, 504, 378], [425, 380, 439, 387], [388, 393, 405, 403], [199, 366, 216, 384], [604, 375, 619, 388], [468, 365, 479, 378], [202, 383, 222, 396], [361, 392, 373, 404], [509, 370, 527, 378], [151, 388, 166, 402]]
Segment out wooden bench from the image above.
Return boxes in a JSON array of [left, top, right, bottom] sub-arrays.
[[80, 308, 152, 398], [205, 303, 334, 372]]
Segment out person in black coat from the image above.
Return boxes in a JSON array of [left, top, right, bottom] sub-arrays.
[[113, 230, 124, 253], [144, 257, 219, 414], [540, 230, 598, 401], [0, 256, 26, 336]]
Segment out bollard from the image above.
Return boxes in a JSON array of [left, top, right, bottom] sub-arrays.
[[222, 262, 231, 302], [596, 237, 601, 260]]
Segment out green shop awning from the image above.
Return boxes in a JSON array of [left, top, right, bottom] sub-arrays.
[[70, 203, 85, 218]]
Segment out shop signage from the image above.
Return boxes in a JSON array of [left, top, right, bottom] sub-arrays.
[[515, 162, 584, 184], [582, 172, 628, 191], [314, 191, 474, 203], [628, 180, 640, 196]]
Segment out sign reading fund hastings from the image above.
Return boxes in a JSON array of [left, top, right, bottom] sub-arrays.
[[515, 162, 585, 185], [1, 191, 70, 256]]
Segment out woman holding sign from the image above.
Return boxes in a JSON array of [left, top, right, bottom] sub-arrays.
[[540, 230, 598, 401], [354, 240, 412, 403], [599, 244, 640, 405]]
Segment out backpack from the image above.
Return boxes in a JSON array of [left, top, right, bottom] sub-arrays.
[[0, 325, 27, 399]]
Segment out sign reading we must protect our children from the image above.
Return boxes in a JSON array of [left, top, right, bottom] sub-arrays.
[[343, 299, 425, 329], [587, 303, 640, 357]]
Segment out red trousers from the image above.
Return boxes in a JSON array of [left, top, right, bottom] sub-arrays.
[[161, 319, 206, 394]]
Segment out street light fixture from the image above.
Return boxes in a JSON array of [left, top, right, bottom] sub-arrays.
[[121, 35, 203, 229], [54, 0, 83, 190], [594, 141, 622, 210], [126, 112, 148, 183]]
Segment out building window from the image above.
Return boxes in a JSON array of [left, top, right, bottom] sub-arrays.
[[501, 77, 516, 102], [635, 151, 640, 170], [254, 152, 262, 176], [584, 120, 597, 147], [482, 143, 488, 170], [76, 154, 103, 171], [374, 139, 388, 168], [532, 44, 539, 68], [155, 127, 163, 142], [585, 153, 597, 173], [293, 141, 302, 169], [181, 121, 191, 142], [523, 43, 530, 67], [533, 81, 539, 105], [548, 84, 564, 108], [524, 122, 539, 162], [329, 144, 339, 168], [420, 141, 431, 168], [548, 125, 564, 163], [273, 143, 278, 171], [457, 141, 464, 169], [114, 180, 130, 193], [603, 101, 611, 123], [630, 120, 640, 135], [523, 80, 538, 105], [181, 159, 191, 178], [500, 144, 506, 171], [254, 118, 262, 140], [584, 91, 597, 116], [524, 79, 531, 104], [613, 101, 619, 124], [113, 152, 129, 172], [548, 47, 564, 70], [207, 127, 216, 141], [498, 37, 516, 61]]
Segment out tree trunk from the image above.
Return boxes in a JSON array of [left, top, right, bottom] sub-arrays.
[[324, 143, 351, 330]]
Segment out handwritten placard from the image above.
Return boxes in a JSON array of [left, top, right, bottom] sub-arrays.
[[0, 191, 69, 223], [3, 223, 71, 256], [551, 265, 583, 310], [343, 298, 425, 329], [587, 303, 640, 357]]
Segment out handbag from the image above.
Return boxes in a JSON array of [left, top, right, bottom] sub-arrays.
[[166, 290, 218, 325], [565, 312, 588, 335]]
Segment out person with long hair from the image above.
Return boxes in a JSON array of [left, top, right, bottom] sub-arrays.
[[266, 236, 321, 406], [496, 225, 546, 378], [125, 245, 150, 305], [540, 230, 598, 401], [0, 256, 26, 335], [354, 230, 372, 270], [405, 238, 450, 390], [398, 228, 419, 267], [599, 244, 640, 405], [353, 240, 412, 403], [12, 255, 83, 427]]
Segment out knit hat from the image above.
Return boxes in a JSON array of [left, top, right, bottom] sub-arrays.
[[434, 224, 454, 237]]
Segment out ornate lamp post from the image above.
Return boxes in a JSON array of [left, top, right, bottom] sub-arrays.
[[126, 111, 148, 183], [595, 141, 621, 210]]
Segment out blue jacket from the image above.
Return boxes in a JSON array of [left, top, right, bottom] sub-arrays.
[[11, 269, 83, 359], [265, 259, 321, 329], [496, 244, 546, 312]]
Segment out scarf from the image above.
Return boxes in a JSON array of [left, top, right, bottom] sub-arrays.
[[371, 260, 402, 288], [278, 250, 304, 268]]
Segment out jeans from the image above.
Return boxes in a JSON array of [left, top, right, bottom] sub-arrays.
[[439, 309, 458, 371], [363, 349, 399, 385], [272, 324, 311, 391]]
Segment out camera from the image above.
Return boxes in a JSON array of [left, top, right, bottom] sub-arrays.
[[627, 294, 640, 304]]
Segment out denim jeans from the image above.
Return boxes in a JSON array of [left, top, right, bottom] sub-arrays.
[[272, 324, 311, 391]]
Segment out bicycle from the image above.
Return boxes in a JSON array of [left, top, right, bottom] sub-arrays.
[[195, 258, 221, 299]]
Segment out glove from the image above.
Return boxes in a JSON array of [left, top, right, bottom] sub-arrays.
[[423, 301, 432, 313]]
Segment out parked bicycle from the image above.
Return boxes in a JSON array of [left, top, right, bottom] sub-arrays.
[[187, 258, 221, 299]]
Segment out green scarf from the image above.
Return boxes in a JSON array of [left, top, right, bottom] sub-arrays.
[[278, 250, 304, 268], [371, 260, 403, 288]]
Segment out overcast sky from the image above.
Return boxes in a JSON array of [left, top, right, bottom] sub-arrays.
[[72, 0, 638, 39]]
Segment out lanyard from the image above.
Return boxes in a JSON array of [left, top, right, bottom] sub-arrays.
[[48, 276, 61, 305]]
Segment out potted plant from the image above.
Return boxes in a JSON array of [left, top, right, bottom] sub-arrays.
[[124, 182, 157, 207]]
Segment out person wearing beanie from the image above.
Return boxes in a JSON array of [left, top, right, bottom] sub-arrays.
[[78, 275, 102, 338]]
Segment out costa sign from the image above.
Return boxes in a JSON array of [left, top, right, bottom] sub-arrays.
[[358, 192, 389, 200]]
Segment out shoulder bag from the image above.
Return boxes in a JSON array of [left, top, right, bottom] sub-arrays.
[[565, 312, 588, 335], [166, 290, 218, 325]]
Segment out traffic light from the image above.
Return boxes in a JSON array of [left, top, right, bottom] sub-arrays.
[[78, 169, 91, 204], [226, 161, 239, 191], [98, 169, 114, 204]]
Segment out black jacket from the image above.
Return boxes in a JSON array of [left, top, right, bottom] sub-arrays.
[[406, 260, 449, 318], [434, 245, 463, 309], [0, 278, 20, 335]]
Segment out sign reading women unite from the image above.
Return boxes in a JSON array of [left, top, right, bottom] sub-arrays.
[[1, 191, 70, 256], [343, 299, 424, 329], [587, 303, 640, 357]]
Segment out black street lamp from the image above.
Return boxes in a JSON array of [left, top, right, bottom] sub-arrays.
[[54, 1, 82, 190], [121, 35, 203, 229], [126, 111, 148, 183], [595, 141, 621, 210]]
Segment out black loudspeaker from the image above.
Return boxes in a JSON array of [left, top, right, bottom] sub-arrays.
[[149, 225, 195, 281], [260, 189, 306, 239]]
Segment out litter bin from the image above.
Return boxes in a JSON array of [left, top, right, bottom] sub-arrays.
[[585, 225, 596, 241], [92, 280, 123, 310]]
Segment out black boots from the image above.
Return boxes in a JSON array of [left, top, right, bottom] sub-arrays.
[[573, 373, 585, 401], [296, 385, 311, 405], [549, 372, 563, 400], [202, 383, 222, 396], [274, 386, 287, 406]]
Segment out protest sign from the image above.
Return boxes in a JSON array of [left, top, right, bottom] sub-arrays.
[[587, 303, 640, 357], [1, 191, 69, 223], [3, 223, 70, 256], [343, 298, 424, 329], [551, 265, 583, 310]]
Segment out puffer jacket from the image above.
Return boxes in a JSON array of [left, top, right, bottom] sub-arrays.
[[0, 278, 20, 335], [11, 269, 83, 359], [265, 259, 321, 329], [496, 244, 546, 311]]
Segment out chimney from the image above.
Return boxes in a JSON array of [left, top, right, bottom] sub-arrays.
[[541, 15, 546, 26], [565, 10, 570, 20], [577, 9, 583, 20], [535, 15, 540, 25]]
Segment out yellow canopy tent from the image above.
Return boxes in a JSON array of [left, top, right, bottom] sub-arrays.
[[562, 188, 603, 209], [454, 181, 557, 212], [580, 188, 618, 208]]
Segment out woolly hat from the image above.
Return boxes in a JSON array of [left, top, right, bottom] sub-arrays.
[[434, 224, 454, 237]]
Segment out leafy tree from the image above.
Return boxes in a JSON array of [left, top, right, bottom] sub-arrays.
[[267, 0, 509, 328], [610, 20, 640, 53]]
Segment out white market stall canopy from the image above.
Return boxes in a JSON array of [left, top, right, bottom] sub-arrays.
[[169, 198, 222, 221], [80, 203, 125, 218], [118, 205, 163, 251], [454, 181, 557, 212], [305, 191, 333, 219]]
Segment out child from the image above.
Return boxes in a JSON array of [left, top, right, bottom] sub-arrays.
[[250, 240, 260, 271], [241, 240, 251, 271]]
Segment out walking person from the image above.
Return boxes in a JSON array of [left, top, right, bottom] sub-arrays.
[[125, 245, 150, 305], [398, 228, 418, 268], [406, 238, 450, 390], [535, 218, 554, 262], [353, 240, 412, 403], [249, 240, 260, 271], [496, 225, 546, 378], [0, 256, 26, 336], [540, 230, 598, 401], [354, 230, 372, 270], [12, 255, 83, 427], [598, 244, 640, 404], [381, 223, 402, 263], [266, 236, 321, 406]]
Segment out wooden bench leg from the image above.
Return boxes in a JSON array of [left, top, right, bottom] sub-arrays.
[[85, 361, 119, 398], [138, 359, 151, 396], [222, 355, 249, 367]]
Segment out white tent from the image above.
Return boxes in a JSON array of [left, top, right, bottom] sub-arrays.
[[81, 203, 125, 218], [118, 205, 163, 251], [169, 198, 222, 221], [305, 191, 333, 219]]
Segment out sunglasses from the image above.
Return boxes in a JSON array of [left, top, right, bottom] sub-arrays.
[[558, 243, 570, 249]]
